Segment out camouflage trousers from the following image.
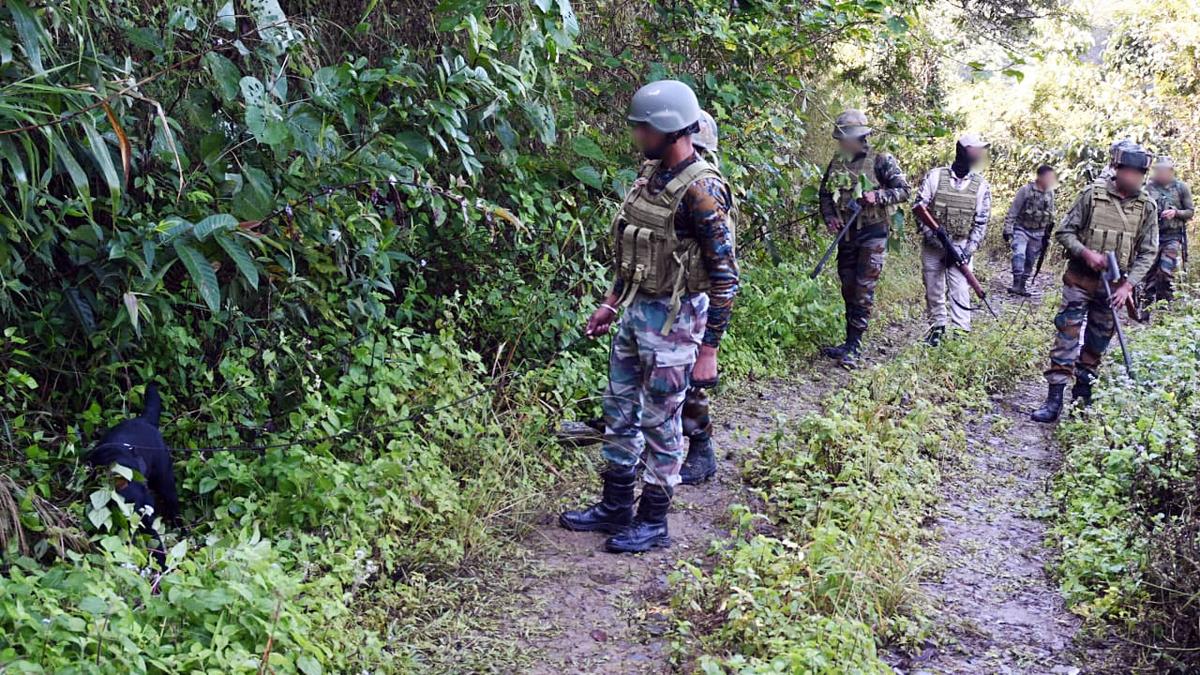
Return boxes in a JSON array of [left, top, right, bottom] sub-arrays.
[[1141, 237, 1184, 304], [836, 227, 888, 333], [1010, 225, 1046, 277], [602, 293, 707, 487], [1044, 267, 1116, 386]]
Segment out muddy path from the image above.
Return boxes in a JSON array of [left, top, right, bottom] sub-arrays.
[[512, 317, 926, 673], [893, 269, 1120, 674]]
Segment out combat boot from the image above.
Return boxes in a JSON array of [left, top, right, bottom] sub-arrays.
[[1010, 274, 1029, 296], [559, 463, 636, 534], [924, 325, 946, 347], [838, 328, 864, 369], [1031, 384, 1066, 423], [1071, 372, 1096, 407], [605, 484, 672, 553], [679, 435, 717, 485]]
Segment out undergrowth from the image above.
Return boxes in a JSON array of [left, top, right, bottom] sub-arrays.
[[670, 288, 1048, 672]]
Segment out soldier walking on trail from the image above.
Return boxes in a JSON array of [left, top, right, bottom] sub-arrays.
[[818, 109, 912, 368], [1141, 156, 1193, 314], [1031, 144, 1159, 423], [1003, 165, 1057, 296], [914, 133, 993, 345], [559, 81, 739, 553]]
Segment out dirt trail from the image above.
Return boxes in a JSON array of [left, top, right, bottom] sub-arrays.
[[893, 272, 1118, 674], [511, 318, 924, 673]]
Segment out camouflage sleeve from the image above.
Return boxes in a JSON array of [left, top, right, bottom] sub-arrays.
[[873, 153, 911, 205], [1127, 199, 1160, 286], [1055, 188, 1092, 259], [681, 176, 739, 348], [1179, 182, 1194, 221], [818, 158, 838, 223], [1003, 184, 1028, 236]]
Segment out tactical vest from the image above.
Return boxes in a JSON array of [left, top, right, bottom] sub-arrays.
[[1148, 180, 1187, 234], [614, 157, 736, 334], [1019, 183, 1054, 230], [1081, 184, 1149, 272], [828, 151, 897, 225], [929, 168, 983, 239]]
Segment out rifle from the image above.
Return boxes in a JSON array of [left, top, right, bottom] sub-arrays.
[[1102, 251, 1135, 379], [912, 203, 998, 318], [810, 200, 862, 279], [1031, 220, 1055, 281]]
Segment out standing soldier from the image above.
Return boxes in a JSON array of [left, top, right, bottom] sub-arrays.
[[914, 133, 993, 345], [1031, 144, 1159, 423], [1141, 156, 1193, 313], [1003, 165, 1057, 296], [559, 82, 739, 552], [818, 109, 912, 368]]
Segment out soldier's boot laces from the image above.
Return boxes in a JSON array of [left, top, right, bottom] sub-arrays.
[[559, 464, 636, 534], [679, 435, 717, 485], [605, 484, 672, 553], [925, 325, 946, 347], [1031, 383, 1066, 423]]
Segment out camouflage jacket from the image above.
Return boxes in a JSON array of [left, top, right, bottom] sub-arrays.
[[1056, 179, 1159, 286], [1003, 182, 1055, 235], [818, 149, 911, 230], [1147, 179, 1194, 234]]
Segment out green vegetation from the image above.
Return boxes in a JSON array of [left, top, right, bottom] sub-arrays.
[[1052, 296, 1200, 669], [669, 300, 1050, 671]]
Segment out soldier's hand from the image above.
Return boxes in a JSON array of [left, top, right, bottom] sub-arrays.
[[826, 218, 842, 235], [585, 304, 617, 338], [693, 345, 719, 388], [862, 191, 879, 205], [1109, 279, 1134, 309], [1162, 208, 1178, 220], [1081, 248, 1108, 272]]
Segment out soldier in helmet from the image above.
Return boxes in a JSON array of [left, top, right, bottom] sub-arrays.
[[914, 133, 993, 344], [1003, 165, 1057, 296], [1098, 138, 1135, 182], [1141, 156, 1192, 313], [1031, 143, 1159, 423], [817, 109, 912, 367], [560, 82, 739, 552]]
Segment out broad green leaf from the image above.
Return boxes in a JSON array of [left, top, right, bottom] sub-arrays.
[[572, 165, 603, 189], [216, 0, 236, 31], [571, 136, 608, 163], [203, 52, 241, 102], [397, 131, 434, 162], [232, 166, 275, 220], [173, 241, 221, 312], [123, 292, 140, 337], [216, 231, 260, 289], [80, 118, 121, 211], [8, 0, 44, 73], [194, 214, 237, 240]]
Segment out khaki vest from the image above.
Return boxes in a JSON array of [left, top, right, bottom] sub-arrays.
[[1019, 183, 1054, 230], [614, 157, 735, 333], [828, 151, 897, 225], [1148, 180, 1187, 234], [930, 168, 982, 239], [1081, 184, 1149, 271]]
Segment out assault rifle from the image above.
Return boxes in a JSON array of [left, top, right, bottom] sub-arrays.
[[1031, 219, 1055, 282], [912, 203, 998, 318], [810, 200, 862, 279], [1102, 251, 1135, 379]]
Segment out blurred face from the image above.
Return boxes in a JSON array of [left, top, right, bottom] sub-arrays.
[[963, 145, 986, 167], [1037, 171, 1057, 190], [631, 123, 669, 159], [1152, 167, 1175, 185], [1114, 166, 1147, 195], [837, 136, 866, 155]]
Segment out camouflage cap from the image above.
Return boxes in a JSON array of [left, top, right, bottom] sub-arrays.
[[832, 109, 871, 139], [957, 132, 990, 149], [693, 110, 718, 152]]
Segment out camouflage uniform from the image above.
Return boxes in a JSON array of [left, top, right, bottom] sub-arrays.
[[818, 150, 911, 336], [604, 154, 738, 486], [1004, 181, 1055, 278], [1044, 179, 1158, 386], [1143, 178, 1193, 303]]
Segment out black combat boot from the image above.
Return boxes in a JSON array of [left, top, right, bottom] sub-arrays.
[[605, 484, 672, 553], [837, 327, 864, 369], [821, 328, 851, 360], [1031, 383, 1066, 423], [1010, 274, 1028, 296], [679, 435, 717, 485], [559, 463, 636, 534], [924, 325, 946, 347], [1071, 371, 1096, 407]]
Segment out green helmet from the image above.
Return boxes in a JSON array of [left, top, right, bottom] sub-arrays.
[[1114, 143, 1152, 172], [693, 110, 718, 152], [832, 109, 871, 139], [628, 80, 701, 134], [1109, 138, 1135, 160]]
